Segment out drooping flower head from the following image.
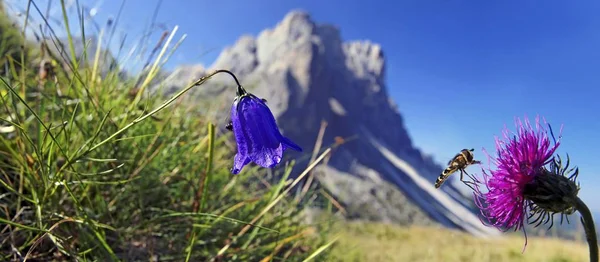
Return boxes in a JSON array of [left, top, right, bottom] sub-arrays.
[[228, 85, 301, 174], [468, 116, 581, 249]]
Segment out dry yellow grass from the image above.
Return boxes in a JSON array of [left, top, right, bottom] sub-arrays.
[[327, 221, 589, 262]]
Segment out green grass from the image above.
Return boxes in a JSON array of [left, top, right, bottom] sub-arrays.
[[326, 221, 589, 262], [0, 1, 335, 261]]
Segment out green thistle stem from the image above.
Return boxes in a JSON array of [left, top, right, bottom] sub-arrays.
[[575, 197, 598, 262]]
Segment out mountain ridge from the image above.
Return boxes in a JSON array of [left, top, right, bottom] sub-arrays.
[[157, 10, 500, 237]]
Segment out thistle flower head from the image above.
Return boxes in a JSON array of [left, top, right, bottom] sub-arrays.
[[468, 116, 580, 250], [229, 87, 302, 174]]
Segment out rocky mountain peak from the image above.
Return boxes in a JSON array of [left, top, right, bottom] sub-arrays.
[[344, 40, 385, 81], [158, 10, 499, 237], [211, 35, 258, 76]]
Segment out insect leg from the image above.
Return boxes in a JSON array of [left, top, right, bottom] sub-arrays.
[[460, 169, 478, 191]]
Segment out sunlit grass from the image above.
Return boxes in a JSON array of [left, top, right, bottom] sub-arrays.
[[0, 0, 335, 261], [327, 221, 588, 262]]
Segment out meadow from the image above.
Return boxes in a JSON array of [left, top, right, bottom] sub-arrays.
[[0, 1, 336, 261], [328, 221, 589, 262]]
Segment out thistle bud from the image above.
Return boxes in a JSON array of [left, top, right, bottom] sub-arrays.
[[523, 168, 579, 215]]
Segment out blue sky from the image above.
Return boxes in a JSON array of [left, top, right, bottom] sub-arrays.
[[6, 0, 600, 210]]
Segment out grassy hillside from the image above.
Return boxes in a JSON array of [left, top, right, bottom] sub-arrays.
[[0, 1, 334, 261], [327, 221, 588, 262]]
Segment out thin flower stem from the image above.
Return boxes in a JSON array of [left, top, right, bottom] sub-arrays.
[[63, 69, 239, 170], [575, 197, 598, 262]]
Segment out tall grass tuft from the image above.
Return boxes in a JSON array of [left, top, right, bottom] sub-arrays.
[[0, 1, 335, 261]]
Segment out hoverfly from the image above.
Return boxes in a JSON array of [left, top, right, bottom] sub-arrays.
[[434, 148, 481, 189]]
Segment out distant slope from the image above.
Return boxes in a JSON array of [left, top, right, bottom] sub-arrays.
[[327, 221, 589, 262]]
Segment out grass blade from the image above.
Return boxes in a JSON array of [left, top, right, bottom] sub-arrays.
[[302, 235, 339, 262]]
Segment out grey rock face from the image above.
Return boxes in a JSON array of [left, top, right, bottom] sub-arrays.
[[158, 10, 499, 237], [315, 165, 437, 226]]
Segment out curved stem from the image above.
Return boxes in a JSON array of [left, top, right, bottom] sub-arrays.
[[575, 197, 598, 262], [63, 69, 241, 170], [211, 69, 245, 95]]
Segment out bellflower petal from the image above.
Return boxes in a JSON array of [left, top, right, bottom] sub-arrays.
[[230, 94, 301, 174]]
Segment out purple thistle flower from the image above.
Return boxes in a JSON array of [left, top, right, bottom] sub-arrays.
[[470, 116, 563, 245], [229, 87, 301, 174]]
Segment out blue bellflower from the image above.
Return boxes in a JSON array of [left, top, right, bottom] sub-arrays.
[[229, 86, 302, 174]]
